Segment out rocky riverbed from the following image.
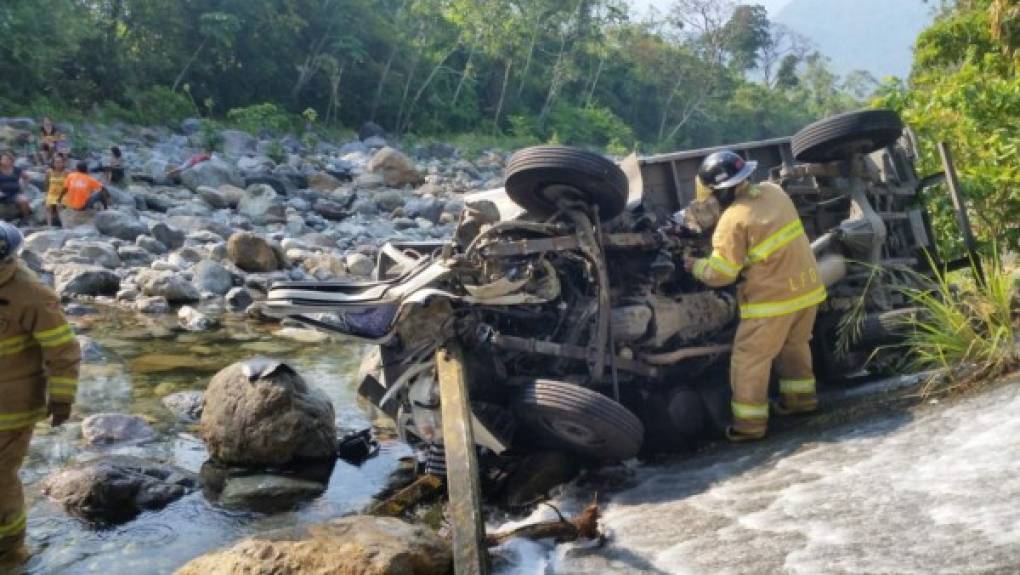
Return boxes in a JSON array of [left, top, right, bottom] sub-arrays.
[[1, 116, 506, 322]]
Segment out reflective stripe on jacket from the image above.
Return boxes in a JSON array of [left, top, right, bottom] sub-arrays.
[[0, 260, 80, 431], [693, 182, 825, 319]]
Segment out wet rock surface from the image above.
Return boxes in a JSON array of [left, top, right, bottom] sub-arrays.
[[40, 455, 201, 524], [175, 515, 451, 575], [81, 413, 157, 445], [200, 359, 338, 466]]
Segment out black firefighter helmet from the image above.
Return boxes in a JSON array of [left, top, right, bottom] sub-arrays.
[[698, 150, 758, 191]]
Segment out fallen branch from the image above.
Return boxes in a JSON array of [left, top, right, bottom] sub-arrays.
[[485, 502, 602, 547], [368, 474, 445, 517]]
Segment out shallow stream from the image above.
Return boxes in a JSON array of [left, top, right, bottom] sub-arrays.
[[18, 307, 410, 574]]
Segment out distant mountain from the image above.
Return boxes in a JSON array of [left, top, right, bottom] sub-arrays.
[[774, 0, 936, 79]]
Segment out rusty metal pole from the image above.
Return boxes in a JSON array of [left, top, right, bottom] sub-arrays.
[[937, 142, 985, 286], [436, 342, 489, 575]]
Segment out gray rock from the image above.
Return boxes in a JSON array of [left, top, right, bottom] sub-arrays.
[[374, 189, 407, 212], [135, 296, 169, 314], [41, 455, 200, 524], [196, 186, 229, 209], [180, 118, 203, 134], [220, 130, 257, 157], [136, 235, 168, 254], [404, 196, 444, 223], [363, 135, 388, 149], [180, 157, 243, 192], [54, 265, 120, 297], [81, 413, 157, 446], [162, 391, 204, 422], [166, 216, 233, 239], [193, 259, 233, 294], [226, 232, 285, 273], [150, 222, 186, 249], [94, 210, 148, 241], [367, 147, 422, 188], [200, 359, 337, 466], [178, 305, 218, 331], [238, 184, 285, 225], [24, 230, 69, 254], [225, 287, 254, 312], [345, 253, 375, 277], [313, 198, 349, 221], [217, 474, 326, 512], [217, 184, 245, 208], [77, 242, 121, 269], [137, 269, 200, 303]]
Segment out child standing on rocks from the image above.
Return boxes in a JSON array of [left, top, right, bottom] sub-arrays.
[[43, 154, 68, 227]]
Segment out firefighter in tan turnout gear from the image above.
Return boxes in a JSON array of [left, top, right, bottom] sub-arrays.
[[684, 150, 825, 442], [0, 221, 80, 562]]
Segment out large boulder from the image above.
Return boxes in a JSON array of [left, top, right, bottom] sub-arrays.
[[179, 157, 243, 193], [136, 269, 200, 303], [41, 455, 200, 524], [193, 259, 233, 294], [94, 210, 148, 241], [175, 516, 450, 575], [81, 413, 156, 446], [200, 359, 337, 466], [358, 121, 386, 142], [226, 232, 285, 273], [54, 264, 120, 297], [238, 183, 285, 224], [367, 147, 423, 188]]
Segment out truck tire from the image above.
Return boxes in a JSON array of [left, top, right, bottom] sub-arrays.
[[792, 110, 904, 163], [514, 379, 643, 460], [504, 146, 629, 220]]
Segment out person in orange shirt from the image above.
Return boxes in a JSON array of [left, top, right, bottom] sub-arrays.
[[59, 162, 110, 211]]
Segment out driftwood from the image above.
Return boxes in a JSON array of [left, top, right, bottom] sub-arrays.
[[485, 502, 602, 547], [368, 474, 445, 517]]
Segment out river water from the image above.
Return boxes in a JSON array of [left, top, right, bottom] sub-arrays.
[[17, 307, 410, 575], [493, 379, 1020, 574]]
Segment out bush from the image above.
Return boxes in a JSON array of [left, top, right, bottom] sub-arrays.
[[198, 120, 224, 152], [545, 104, 635, 148], [127, 86, 197, 126], [226, 103, 296, 135], [898, 252, 1018, 392]]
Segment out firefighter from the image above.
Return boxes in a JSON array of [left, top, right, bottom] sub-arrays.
[[684, 150, 825, 442], [0, 221, 80, 562]]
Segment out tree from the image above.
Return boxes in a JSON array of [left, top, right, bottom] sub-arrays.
[[722, 4, 770, 72]]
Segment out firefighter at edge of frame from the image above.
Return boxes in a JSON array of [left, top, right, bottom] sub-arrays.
[[683, 150, 826, 443], [0, 221, 80, 567]]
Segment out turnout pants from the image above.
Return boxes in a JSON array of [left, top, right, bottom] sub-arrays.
[[730, 305, 819, 437], [0, 428, 32, 556]]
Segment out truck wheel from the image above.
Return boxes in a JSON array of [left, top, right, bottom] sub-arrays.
[[514, 379, 644, 460], [792, 110, 904, 163], [504, 146, 629, 220]]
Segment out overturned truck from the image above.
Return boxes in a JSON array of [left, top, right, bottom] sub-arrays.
[[265, 110, 940, 470]]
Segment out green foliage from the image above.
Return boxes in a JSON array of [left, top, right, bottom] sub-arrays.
[[226, 103, 296, 135], [198, 120, 223, 152], [546, 104, 635, 148], [127, 86, 197, 126], [898, 253, 1017, 391], [264, 140, 287, 164], [874, 0, 1020, 253], [0, 0, 872, 150]]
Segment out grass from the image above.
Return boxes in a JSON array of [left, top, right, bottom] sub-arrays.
[[898, 251, 1018, 395]]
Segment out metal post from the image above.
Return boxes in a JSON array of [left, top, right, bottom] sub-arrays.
[[436, 342, 489, 575], [937, 142, 985, 285]]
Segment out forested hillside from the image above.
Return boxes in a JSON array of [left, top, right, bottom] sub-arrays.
[[0, 0, 868, 151]]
